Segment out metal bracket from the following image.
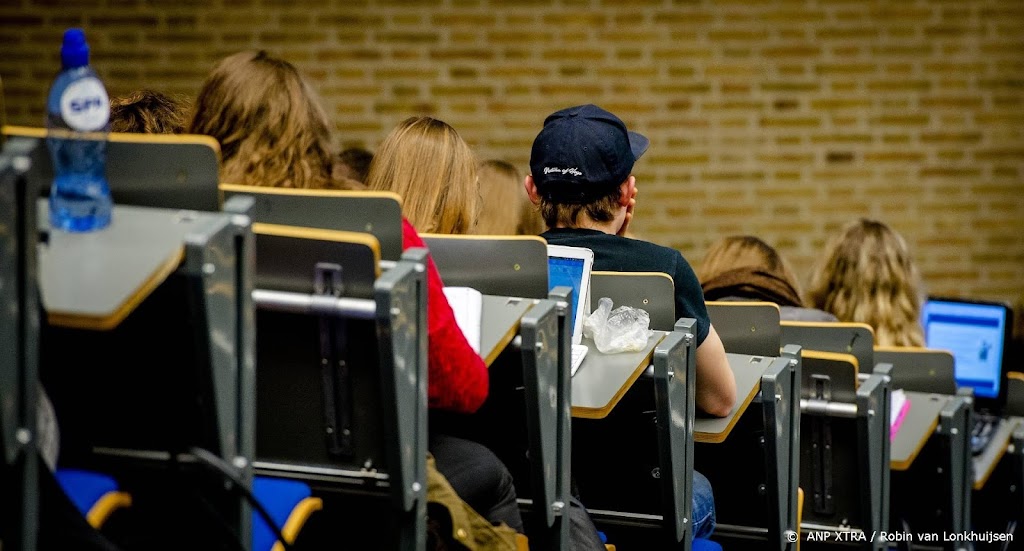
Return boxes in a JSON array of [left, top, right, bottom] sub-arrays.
[[810, 374, 835, 515], [315, 262, 353, 457]]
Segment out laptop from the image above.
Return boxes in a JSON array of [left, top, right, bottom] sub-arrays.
[[922, 297, 1014, 454], [546, 245, 594, 376]]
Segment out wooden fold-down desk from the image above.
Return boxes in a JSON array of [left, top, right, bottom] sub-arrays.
[[974, 416, 1021, 490], [693, 353, 771, 443], [34, 199, 256, 546], [569, 331, 667, 419], [890, 391, 948, 471], [37, 199, 255, 471], [478, 295, 534, 367], [38, 201, 226, 330]]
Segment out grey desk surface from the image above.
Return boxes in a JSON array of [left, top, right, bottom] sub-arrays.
[[37, 200, 214, 330], [571, 331, 668, 419], [480, 295, 534, 367], [694, 353, 770, 443], [973, 416, 1021, 490], [890, 391, 947, 471]]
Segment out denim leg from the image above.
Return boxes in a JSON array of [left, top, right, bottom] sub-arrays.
[[692, 470, 717, 539]]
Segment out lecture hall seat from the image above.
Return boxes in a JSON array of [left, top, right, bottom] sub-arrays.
[[1007, 371, 1024, 416], [252, 476, 323, 551], [54, 468, 132, 528]]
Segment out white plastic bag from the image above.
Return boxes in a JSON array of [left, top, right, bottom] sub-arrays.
[[582, 297, 652, 354]]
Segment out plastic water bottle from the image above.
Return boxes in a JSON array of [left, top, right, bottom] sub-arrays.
[[46, 28, 112, 232]]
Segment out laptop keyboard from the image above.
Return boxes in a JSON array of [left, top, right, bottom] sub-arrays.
[[971, 414, 1002, 455], [571, 344, 588, 376]]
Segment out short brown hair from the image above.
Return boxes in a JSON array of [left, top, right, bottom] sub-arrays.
[[366, 116, 478, 234], [189, 50, 341, 189], [110, 90, 188, 134], [537, 188, 621, 230]]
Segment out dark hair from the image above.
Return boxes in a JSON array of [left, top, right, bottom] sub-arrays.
[[336, 147, 374, 183], [110, 90, 188, 134]]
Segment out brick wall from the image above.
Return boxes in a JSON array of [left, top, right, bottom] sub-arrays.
[[2, 0, 1023, 314]]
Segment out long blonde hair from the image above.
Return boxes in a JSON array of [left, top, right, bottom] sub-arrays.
[[474, 160, 543, 235], [189, 50, 340, 189], [366, 117, 478, 234], [807, 219, 925, 347]]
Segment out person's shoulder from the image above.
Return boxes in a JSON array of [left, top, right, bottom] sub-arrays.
[[780, 306, 839, 323], [619, 236, 687, 265], [402, 218, 426, 248]]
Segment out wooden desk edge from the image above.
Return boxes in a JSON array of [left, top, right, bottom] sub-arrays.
[[571, 337, 665, 420], [694, 375, 761, 444], [483, 308, 528, 367], [972, 419, 1018, 490], [46, 246, 185, 331], [890, 412, 940, 472]]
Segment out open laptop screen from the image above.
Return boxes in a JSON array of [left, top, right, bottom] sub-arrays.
[[922, 298, 1010, 401], [548, 256, 586, 336]]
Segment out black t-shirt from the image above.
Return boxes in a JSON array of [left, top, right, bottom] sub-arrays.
[[541, 228, 711, 345]]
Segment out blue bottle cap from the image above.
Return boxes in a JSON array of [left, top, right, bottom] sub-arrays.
[[61, 28, 90, 69]]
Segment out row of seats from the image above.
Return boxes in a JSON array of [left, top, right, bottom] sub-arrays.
[[0, 132, 622, 550], [2, 130, 1022, 551]]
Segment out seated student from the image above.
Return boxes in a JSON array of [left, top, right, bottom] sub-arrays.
[[109, 90, 189, 134], [332, 146, 373, 184], [807, 218, 926, 347], [188, 50, 362, 191], [365, 116, 523, 528], [526, 104, 737, 539], [368, 117, 609, 549], [189, 52, 514, 537], [475, 159, 544, 236], [699, 235, 837, 322]]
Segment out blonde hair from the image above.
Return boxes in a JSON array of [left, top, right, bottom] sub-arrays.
[[474, 160, 543, 235], [807, 219, 925, 347], [189, 50, 343, 190], [366, 117, 478, 234], [700, 235, 803, 297]]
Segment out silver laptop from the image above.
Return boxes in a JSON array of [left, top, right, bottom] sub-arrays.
[[546, 245, 594, 375]]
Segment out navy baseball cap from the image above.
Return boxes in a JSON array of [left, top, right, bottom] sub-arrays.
[[529, 104, 649, 204]]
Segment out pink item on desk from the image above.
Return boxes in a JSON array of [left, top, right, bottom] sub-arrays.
[[890, 390, 912, 441]]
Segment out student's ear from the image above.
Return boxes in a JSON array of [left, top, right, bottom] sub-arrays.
[[618, 176, 637, 207], [524, 174, 542, 206]]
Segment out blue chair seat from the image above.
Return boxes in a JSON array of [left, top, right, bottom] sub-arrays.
[[252, 476, 323, 551], [55, 468, 131, 527], [693, 538, 723, 551], [55, 468, 120, 517]]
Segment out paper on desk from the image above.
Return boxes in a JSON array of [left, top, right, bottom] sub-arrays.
[[890, 388, 911, 440], [443, 286, 482, 354]]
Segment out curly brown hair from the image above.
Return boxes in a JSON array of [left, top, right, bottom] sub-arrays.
[[110, 90, 188, 134], [189, 50, 339, 189]]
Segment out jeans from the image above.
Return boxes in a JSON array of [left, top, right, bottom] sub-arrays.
[[693, 470, 717, 539]]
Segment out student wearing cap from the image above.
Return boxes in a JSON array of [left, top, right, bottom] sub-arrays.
[[525, 104, 737, 539]]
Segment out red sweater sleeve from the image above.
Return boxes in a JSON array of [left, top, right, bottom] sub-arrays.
[[401, 219, 489, 413]]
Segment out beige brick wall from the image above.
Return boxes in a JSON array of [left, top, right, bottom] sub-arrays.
[[3, 0, 1023, 318]]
